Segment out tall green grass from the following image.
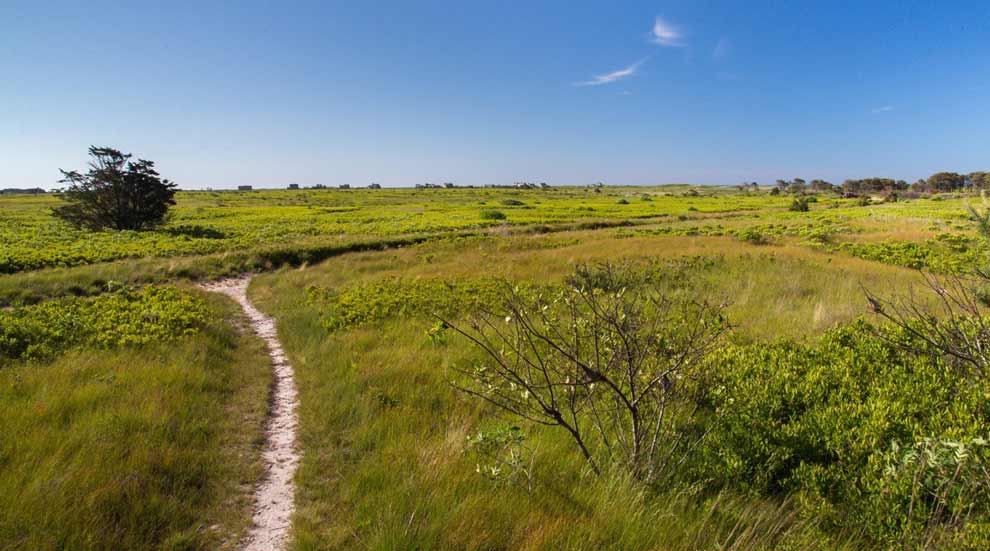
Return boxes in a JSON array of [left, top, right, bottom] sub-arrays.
[[0, 294, 270, 550]]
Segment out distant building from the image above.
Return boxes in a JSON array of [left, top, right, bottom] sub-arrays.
[[287, 183, 300, 190], [368, 183, 381, 189], [339, 184, 351, 189], [237, 185, 253, 191]]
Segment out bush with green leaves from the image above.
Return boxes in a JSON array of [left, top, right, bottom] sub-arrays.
[[0, 285, 209, 363], [699, 321, 990, 547], [467, 424, 535, 492], [480, 209, 507, 220]]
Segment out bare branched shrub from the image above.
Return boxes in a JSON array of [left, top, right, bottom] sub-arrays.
[[443, 263, 729, 482], [867, 272, 990, 377]]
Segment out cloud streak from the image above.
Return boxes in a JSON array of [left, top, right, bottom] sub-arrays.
[[575, 59, 647, 86], [712, 37, 730, 61], [872, 105, 895, 113], [651, 17, 683, 46]]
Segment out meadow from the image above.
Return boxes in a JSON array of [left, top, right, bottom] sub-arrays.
[[1, 185, 988, 550]]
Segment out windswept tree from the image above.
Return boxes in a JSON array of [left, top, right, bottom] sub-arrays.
[[443, 263, 729, 482], [53, 146, 177, 231], [809, 179, 834, 192], [926, 172, 968, 193], [969, 171, 990, 189]]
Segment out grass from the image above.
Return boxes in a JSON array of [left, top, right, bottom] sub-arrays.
[[2, 186, 976, 275], [2, 186, 986, 550], [0, 292, 270, 551], [247, 298, 857, 550], [245, 230, 946, 549], [256, 229, 925, 341]]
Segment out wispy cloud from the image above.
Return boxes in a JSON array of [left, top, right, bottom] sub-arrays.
[[575, 59, 647, 86], [712, 37, 730, 61], [651, 17, 683, 46], [872, 105, 895, 113]]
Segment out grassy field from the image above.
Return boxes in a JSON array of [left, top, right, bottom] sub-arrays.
[[0, 186, 980, 276], [0, 289, 270, 551], [1, 186, 988, 550]]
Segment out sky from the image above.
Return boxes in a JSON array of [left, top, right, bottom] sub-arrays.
[[2, 0, 989, 190]]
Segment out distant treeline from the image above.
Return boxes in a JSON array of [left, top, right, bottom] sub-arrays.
[[741, 171, 990, 196], [0, 188, 46, 195]]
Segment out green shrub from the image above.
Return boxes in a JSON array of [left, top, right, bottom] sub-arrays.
[[0, 285, 209, 363], [789, 197, 810, 212], [616, 198, 630, 205], [736, 228, 770, 245], [480, 209, 507, 220], [700, 321, 990, 546]]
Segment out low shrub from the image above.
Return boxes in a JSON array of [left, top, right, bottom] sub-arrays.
[[701, 321, 990, 547], [480, 209, 507, 220], [0, 285, 209, 363]]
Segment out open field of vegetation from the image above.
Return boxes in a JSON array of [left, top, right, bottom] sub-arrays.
[[0, 288, 270, 550], [2, 185, 990, 550]]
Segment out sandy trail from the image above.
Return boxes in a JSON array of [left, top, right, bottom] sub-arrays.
[[202, 277, 299, 551]]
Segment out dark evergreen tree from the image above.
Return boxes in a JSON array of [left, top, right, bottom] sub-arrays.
[[53, 147, 177, 231]]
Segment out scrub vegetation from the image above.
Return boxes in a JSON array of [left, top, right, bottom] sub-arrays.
[[2, 183, 990, 550]]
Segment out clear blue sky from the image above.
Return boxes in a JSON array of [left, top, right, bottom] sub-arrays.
[[2, 1, 989, 189]]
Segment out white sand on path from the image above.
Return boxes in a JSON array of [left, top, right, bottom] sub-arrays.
[[202, 277, 299, 551]]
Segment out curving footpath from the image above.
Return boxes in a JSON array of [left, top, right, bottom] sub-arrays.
[[202, 277, 299, 551]]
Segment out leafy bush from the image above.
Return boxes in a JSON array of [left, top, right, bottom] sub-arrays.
[[500, 199, 525, 206], [467, 424, 534, 492], [700, 321, 990, 547], [479, 209, 507, 220], [839, 240, 978, 272], [616, 198, 630, 204], [736, 228, 771, 245], [789, 197, 810, 212], [0, 285, 209, 363]]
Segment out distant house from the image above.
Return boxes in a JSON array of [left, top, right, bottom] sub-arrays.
[[237, 185, 253, 191], [287, 184, 300, 190]]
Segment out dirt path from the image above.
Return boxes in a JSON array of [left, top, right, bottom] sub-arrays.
[[202, 277, 299, 551]]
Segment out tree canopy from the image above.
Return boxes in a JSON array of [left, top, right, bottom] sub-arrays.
[[53, 146, 177, 231]]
